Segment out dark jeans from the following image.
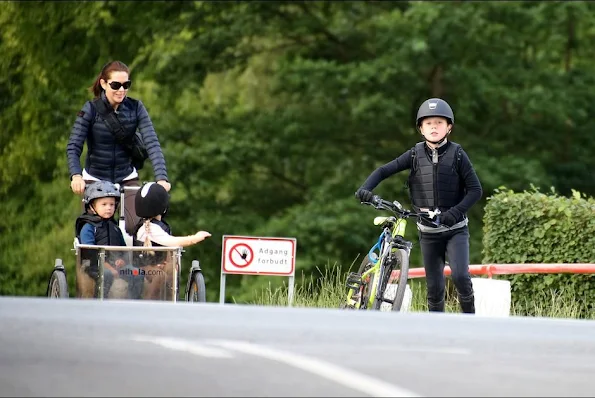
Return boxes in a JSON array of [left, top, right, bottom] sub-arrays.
[[419, 226, 475, 314]]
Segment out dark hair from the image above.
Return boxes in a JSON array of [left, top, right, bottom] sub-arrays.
[[90, 60, 130, 98]]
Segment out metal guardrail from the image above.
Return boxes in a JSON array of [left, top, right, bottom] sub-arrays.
[[393, 263, 595, 279]]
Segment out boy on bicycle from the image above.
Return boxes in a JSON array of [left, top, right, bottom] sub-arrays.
[[355, 98, 483, 314]]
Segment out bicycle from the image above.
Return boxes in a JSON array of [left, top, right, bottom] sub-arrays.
[[341, 195, 441, 312]]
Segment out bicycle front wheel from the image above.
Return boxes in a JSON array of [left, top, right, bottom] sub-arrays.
[[372, 248, 410, 311], [390, 248, 410, 312]]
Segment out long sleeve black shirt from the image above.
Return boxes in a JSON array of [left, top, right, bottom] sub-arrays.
[[360, 141, 483, 217]]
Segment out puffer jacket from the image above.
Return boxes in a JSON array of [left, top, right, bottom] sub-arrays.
[[66, 91, 168, 184]]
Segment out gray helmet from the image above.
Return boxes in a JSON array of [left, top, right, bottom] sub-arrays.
[[83, 180, 120, 206], [416, 98, 454, 127]]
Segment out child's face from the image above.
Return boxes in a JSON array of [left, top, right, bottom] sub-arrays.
[[420, 117, 451, 143], [91, 197, 117, 219]]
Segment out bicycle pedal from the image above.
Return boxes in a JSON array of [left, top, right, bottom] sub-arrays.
[[345, 272, 362, 288]]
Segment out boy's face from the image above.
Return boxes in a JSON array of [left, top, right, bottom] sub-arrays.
[[419, 116, 452, 144], [90, 197, 117, 219]]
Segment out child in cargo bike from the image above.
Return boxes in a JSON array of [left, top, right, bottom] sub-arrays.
[[132, 182, 211, 299], [75, 180, 144, 299]]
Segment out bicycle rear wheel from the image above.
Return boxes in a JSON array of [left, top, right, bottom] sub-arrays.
[[341, 255, 374, 310]]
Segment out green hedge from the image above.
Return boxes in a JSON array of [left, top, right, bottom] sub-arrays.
[[482, 187, 595, 318]]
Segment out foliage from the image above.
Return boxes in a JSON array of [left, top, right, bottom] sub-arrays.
[[2, 2, 595, 304], [482, 187, 595, 318]]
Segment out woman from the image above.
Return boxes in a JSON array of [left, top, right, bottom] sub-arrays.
[[66, 60, 171, 235]]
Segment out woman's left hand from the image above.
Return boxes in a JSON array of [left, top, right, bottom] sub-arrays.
[[157, 180, 171, 192]]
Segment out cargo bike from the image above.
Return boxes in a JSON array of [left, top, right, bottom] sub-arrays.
[[46, 185, 207, 303]]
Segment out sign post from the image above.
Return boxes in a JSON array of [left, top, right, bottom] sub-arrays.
[[220, 235, 297, 306]]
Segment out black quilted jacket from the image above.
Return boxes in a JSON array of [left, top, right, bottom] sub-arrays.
[[66, 92, 168, 183]]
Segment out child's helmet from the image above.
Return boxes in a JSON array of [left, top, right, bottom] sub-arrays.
[[83, 180, 120, 206], [416, 98, 454, 127], [135, 182, 169, 218]]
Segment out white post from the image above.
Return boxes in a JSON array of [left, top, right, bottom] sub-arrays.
[[288, 276, 295, 307], [219, 272, 226, 304]]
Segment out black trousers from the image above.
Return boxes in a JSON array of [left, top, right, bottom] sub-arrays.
[[419, 226, 475, 314]]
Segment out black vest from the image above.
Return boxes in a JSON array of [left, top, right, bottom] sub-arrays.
[[75, 214, 124, 277], [407, 142, 464, 213], [75, 214, 123, 246], [132, 218, 172, 265]]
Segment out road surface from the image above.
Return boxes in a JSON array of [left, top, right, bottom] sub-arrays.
[[1, 297, 595, 397]]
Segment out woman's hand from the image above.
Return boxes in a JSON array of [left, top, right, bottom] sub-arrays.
[[157, 180, 171, 192], [71, 175, 85, 195]]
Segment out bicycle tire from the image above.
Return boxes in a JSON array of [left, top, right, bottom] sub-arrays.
[[390, 248, 410, 312], [372, 254, 393, 310], [47, 270, 69, 299], [187, 271, 207, 303], [372, 248, 409, 311]]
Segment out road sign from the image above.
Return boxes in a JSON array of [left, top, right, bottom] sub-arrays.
[[221, 236, 296, 276], [220, 235, 297, 307], [228, 243, 254, 268]]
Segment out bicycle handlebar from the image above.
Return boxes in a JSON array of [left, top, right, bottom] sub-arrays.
[[362, 195, 444, 228]]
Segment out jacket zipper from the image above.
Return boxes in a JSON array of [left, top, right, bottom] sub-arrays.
[[432, 148, 438, 209]]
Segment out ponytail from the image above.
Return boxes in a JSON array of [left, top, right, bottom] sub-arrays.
[[90, 73, 103, 98], [143, 219, 155, 256]]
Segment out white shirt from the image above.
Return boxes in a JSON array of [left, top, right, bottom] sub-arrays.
[[136, 222, 180, 247], [83, 168, 138, 182]]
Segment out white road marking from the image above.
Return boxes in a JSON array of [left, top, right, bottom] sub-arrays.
[[132, 335, 421, 397], [211, 339, 421, 397], [131, 335, 234, 358], [389, 346, 471, 355]]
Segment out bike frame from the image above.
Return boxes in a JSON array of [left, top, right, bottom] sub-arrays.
[[346, 216, 407, 310]]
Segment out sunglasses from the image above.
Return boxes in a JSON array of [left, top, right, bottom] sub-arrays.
[[107, 80, 132, 90]]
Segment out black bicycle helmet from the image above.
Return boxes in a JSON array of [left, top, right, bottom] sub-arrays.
[[83, 180, 120, 206], [416, 98, 454, 127], [135, 182, 169, 218]]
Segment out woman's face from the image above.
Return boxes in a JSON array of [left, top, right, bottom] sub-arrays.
[[100, 71, 131, 106]]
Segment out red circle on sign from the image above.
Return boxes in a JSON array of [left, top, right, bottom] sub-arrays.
[[229, 243, 254, 268]]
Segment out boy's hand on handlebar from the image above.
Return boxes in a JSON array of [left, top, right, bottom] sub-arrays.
[[355, 188, 374, 203], [437, 209, 461, 227]]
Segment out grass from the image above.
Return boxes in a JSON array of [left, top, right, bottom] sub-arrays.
[[243, 264, 595, 319]]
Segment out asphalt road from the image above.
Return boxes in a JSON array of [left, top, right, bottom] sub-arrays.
[[1, 296, 595, 397]]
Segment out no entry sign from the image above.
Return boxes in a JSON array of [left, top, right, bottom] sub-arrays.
[[220, 235, 297, 306], [221, 236, 296, 276]]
